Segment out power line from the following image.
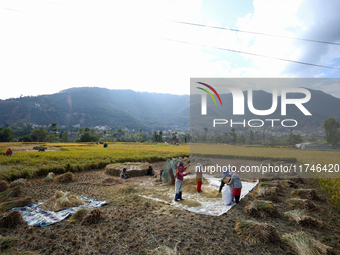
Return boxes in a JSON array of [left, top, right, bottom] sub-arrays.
[[167, 20, 340, 46], [153, 35, 340, 71]]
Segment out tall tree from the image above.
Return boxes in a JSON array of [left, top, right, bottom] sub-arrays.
[[324, 118, 340, 145]]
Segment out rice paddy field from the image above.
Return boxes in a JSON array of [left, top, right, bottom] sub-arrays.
[[1, 142, 340, 254]]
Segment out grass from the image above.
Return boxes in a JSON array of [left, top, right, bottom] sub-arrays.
[[0, 143, 189, 181]]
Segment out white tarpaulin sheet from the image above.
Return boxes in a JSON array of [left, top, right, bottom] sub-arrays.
[[142, 174, 258, 216]]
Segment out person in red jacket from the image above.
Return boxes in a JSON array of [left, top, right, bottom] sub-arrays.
[[174, 160, 190, 201], [6, 148, 12, 156]]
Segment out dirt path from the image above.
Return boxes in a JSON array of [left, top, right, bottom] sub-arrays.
[[2, 160, 340, 255]]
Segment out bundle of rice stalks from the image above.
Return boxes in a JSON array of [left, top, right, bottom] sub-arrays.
[[0, 180, 9, 193], [0, 186, 24, 202], [282, 232, 336, 255], [41, 191, 85, 211], [286, 180, 298, 188], [244, 200, 279, 218], [104, 163, 149, 177], [235, 219, 280, 244], [259, 180, 282, 190], [0, 210, 25, 228], [118, 186, 139, 194], [252, 187, 279, 202], [9, 178, 27, 188], [0, 197, 33, 212], [69, 208, 88, 222], [44, 172, 55, 182], [0, 235, 17, 251], [101, 177, 123, 185], [81, 208, 103, 225], [286, 198, 318, 211], [54, 172, 75, 183], [284, 210, 323, 228], [291, 189, 318, 200]]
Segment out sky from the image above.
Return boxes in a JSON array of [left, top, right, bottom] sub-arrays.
[[1, 0, 340, 100]]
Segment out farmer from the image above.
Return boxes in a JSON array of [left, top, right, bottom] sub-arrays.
[[174, 160, 190, 201], [196, 163, 204, 193], [6, 148, 12, 156], [227, 171, 242, 203], [120, 168, 130, 179], [146, 165, 154, 176], [219, 167, 231, 193]]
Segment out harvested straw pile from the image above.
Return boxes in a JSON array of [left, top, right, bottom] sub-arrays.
[[9, 178, 27, 188], [259, 180, 282, 190], [44, 172, 55, 182], [0, 186, 24, 202], [0, 210, 25, 228], [0, 197, 33, 212], [101, 177, 123, 185], [54, 172, 75, 183], [252, 187, 279, 202], [105, 162, 149, 177], [235, 219, 280, 244], [178, 200, 201, 207], [244, 200, 279, 218], [81, 208, 103, 225], [291, 189, 318, 200], [69, 208, 88, 222], [286, 198, 318, 211], [0, 235, 17, 251], [0, 180, 9, 193], [41, 191, 85, 211], [282, 232, 336, 255], [284, 210, 323, 228]]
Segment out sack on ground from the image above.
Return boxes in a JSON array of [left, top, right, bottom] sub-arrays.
[[222, 186, 232, 205]]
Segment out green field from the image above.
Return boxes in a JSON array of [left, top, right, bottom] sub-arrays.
[[0, 142, 190, 181]]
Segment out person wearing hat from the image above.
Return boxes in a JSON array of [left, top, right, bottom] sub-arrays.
[[196, 163, 205, 193], [146, 165, 154, 176], [227, 171, 242, 203], [120, 168, 130, 179], [6, 148, 12, 156], [174, 160, 190, 201]]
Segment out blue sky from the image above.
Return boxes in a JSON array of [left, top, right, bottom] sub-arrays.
[[0, 0, 339, 100]]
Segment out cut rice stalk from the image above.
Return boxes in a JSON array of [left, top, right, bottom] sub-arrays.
[[244, 200, 279, 218], [282, 232, 335, 255], [0, 186, 24, 202], [69, 208, 88, 222], [291, 189, 318, 200], [284, 210, 323, 228], [235, 219, 279, 244], [0, 196, 33, 212], [0, 210, 25, 228]]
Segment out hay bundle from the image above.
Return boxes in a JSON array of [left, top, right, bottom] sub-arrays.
[[104, 163, 149, 177], [41, 191, 85, 211], [253, 187, 279, 202], [178, 200, 201, 207], [69, 208, 88, 222], [101, 177, 123, 185], [0, 235, 17, 251], [284, 210, 323, 228], [286, 198, 318, 211], [0, 180, 9, 193], [0, 186, 24, 202], [259, 180, 282, 190], [0, 210, 25, 228], [291, 189, 318, 200], [9, 178, 26, 188], [54, 172, 75, 183], [235, 219, 280, 244], [282, 232, 336, 255], [44, 172, 55, 182], [81, 208, 103, 225], [0, 197, 33, 212], [244, 200, 279, 218]]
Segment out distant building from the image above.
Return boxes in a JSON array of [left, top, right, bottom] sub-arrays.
[[296, 143, 333, 150], [35, 103, 40, 107]]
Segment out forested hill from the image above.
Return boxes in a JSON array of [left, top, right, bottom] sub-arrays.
[[0, 87, 190, 131]]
